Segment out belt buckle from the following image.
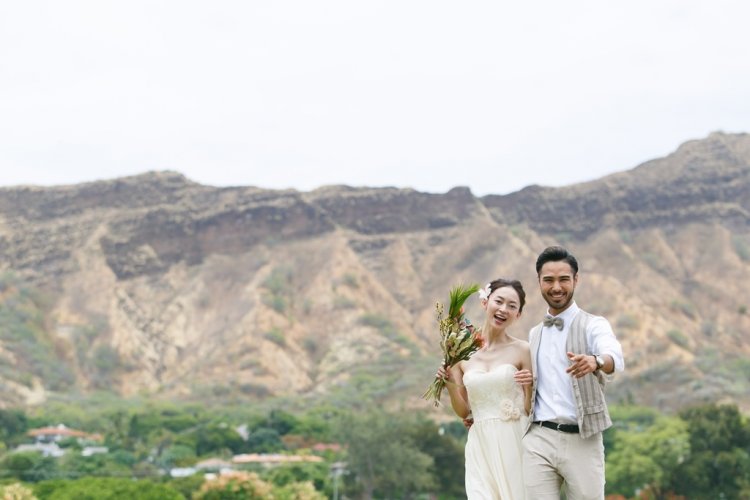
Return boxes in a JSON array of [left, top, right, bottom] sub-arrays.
[[556, 422, 563, 431]]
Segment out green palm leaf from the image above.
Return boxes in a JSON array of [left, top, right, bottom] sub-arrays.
[[448, 283, 480, 319]]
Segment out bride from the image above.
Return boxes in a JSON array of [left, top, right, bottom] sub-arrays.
[[438, 278, 532, 500]]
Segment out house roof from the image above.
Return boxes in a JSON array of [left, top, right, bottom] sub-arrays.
[[232, 453, 323, 464], [195, 458, 233, 470], [27, 424, 102, 441], [311, 443, 342, 452]]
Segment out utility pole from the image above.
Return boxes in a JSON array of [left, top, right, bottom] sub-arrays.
[[330, 461, 347, 500]]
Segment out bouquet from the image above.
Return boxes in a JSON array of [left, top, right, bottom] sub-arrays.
[[423, 283, 484, 406]]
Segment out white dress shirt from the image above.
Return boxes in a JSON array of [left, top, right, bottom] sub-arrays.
[[533, 302, 624, 424]]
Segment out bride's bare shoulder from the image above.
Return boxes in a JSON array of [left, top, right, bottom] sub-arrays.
[[508, 335, 529, 347]]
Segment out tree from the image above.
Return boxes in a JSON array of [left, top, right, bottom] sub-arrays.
[[264, 462, 331, 495], [166, 474, 206, 499], [275, 481, 326, 500], [336, 410, 436, 499], [193, 471, 274, 500], [245, 427, 284, 454], [57, 452, 131, 479], [0, 408, 29, 447], [407, 417, 465, 498], [265, 410, 299, 436], [171, 423, 245, 457], [605, 415, 689, 497], [32, 477, 183, 500], [0, 452, 57, 483], [193, 423, 245, 456], [287, 410, 334, 442], [670, 404, 750, 499], [0, 483, 37, 500], [155, 444, 197, 469]]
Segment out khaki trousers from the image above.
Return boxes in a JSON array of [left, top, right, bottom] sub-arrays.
[[522, 424, 605, 500]]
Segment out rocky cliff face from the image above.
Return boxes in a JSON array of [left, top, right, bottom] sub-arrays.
[[1, 132, 749, 413], [483, 132, 750, 237]]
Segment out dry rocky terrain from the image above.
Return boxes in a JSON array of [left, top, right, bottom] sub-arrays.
[[1, 131, 748, 414]]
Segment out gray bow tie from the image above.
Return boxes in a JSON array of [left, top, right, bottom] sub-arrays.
[[543, 315, 564, 330]]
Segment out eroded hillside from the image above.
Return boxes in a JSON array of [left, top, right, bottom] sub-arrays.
[[0, 132, 748, 413]]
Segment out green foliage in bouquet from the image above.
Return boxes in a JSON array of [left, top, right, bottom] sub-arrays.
[[447, 284, 480, 322], [423, 283, 483, 406]]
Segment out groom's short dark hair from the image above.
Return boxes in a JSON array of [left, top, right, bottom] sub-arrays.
[[535, 246, 579, 275]]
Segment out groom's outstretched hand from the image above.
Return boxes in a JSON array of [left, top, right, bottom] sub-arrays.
[[566, 352, 597, 378]]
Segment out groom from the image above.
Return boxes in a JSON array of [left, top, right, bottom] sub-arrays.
[[515, 246, 624, 500]]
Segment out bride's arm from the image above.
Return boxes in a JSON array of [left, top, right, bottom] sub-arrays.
[[441, 363, 471, 419]]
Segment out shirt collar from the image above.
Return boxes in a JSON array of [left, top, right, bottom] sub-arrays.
[[547, 301, 579, 324]]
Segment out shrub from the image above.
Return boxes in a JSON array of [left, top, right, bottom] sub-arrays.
[[700, 321, 716, 337], [358, 314, 414, 350], [732, 236, 750, 262], [0, 483, 37, 499], [264, 328, 286, 347], [275, 481, 326, 500], [262, 267, 294, 314], [33, 477, 182, 499], [263, 294, 287, 314], [666, 329, 689, 349], [669, 300, 696, 319], [341, 274, 359, 288], [193, 471, 274, 500], [616, 314, 639, 330], [303, 337, 318, 354], [333, 295, 355, 309]]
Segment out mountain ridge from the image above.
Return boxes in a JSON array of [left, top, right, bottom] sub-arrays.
[[0, 132, 749, 414]]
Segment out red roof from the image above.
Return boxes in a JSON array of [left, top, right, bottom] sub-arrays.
[[27, 424, 102, 441], [312, 443, 342, 452], [232, 453, 323, 464]]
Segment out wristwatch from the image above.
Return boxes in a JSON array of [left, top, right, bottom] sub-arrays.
[[594, 355, 605, 371]]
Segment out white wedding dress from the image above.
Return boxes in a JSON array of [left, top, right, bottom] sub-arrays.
[[463, 364, 528, 500]]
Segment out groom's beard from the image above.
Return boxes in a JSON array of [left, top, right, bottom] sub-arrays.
[[543, 290, 574, 312]]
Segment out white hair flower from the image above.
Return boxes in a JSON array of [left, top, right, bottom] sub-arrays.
[[478, 283, 491, 301]]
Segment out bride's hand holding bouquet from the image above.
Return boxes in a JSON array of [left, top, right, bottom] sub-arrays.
[[423, 283, 485, 406]]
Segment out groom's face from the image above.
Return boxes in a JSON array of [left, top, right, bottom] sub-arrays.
[[538, 260, 578, 314]]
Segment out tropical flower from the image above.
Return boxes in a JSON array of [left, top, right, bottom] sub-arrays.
[[423, 283, 483, 406]]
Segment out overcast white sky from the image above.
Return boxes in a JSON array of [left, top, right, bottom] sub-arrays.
[[1, 1, 748, 196]]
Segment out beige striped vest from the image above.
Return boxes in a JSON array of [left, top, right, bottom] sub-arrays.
[[527, 309, 612, 439]]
